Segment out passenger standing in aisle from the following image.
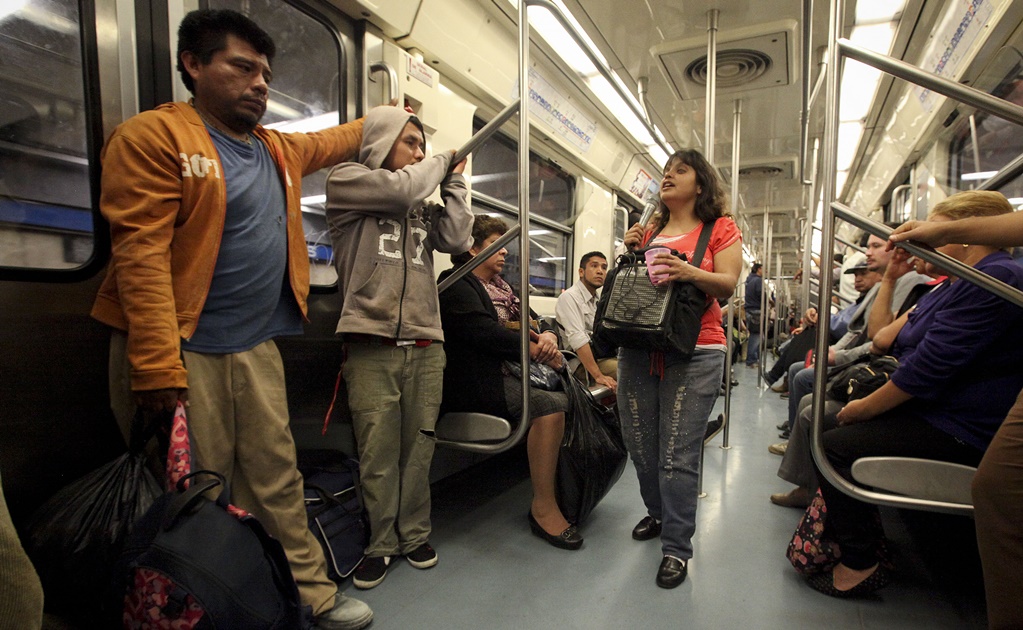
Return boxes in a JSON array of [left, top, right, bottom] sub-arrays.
[[890, 198, 1023, 630], [744, 262, 763, 367], [325, 106, 472, 590], [91, 10, 372, 629], [618, 149, 742, 588], [555, 251, 617, 391]]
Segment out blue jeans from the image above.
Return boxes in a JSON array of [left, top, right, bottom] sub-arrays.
[[617, 348, 724, 560], [745, 312, 760, 365]]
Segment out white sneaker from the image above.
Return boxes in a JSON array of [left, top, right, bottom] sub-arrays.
[[315, 593, 373, 630]]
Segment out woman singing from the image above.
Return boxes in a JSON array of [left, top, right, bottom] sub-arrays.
[[618, 149, 742, 588]]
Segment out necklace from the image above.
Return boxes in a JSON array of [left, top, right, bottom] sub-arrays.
[[193, 104, 252, 145]]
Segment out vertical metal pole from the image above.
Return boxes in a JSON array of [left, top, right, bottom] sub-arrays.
[[811, 0, 843, 469], [799, 0, 813, 183], [968, 114, 982, 176], [705, 9, 719, 164], [722, 98, 741, 449], [518, 0, 532, 422], [758, 209, 768, 387], [760, 219, 772, 387], [803, 137, 819, 310], [698, 8, 719, 501], [775, 250, 784, 343], [909, 164, 918, 221]]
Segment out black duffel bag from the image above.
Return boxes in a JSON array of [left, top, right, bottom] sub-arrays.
[[593, 220, 716, 357], [118, 403, 307, 629]]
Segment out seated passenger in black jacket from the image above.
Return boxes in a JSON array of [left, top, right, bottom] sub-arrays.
[[438, 215, 582, 550]]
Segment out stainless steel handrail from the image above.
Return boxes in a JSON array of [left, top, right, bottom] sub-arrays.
[[979, 151, 1023, 192], [808, 277, 853, 306], [436, 228, 521, 296], [838, 39, 1023, 127], [452, 100, 520, 165], [798, 0, 813, 184], [832, 203, 1023, 308], [368, 61, 398, 107], [437, 2, 535, 455], [811, 18, 1023, 514], [525, 0, 673, 158]]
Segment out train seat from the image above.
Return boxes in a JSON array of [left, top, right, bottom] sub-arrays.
[[435, 412, 514, 443], [851, 456, 977, 508]]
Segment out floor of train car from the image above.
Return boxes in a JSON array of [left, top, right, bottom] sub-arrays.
[[349, 359, 987, 630], [40, 356, 987, 629]]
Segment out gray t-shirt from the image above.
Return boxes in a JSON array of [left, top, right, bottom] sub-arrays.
[[181, 124, 302, 353]]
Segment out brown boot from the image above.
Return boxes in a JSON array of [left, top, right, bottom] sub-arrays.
[[770, 486, 812, 508]]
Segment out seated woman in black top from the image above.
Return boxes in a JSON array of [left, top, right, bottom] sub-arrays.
[[438, 215, 581, 550]]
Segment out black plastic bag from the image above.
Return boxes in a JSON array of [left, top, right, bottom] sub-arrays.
[[555, 373, 628, 525], [26, 420, 161, 620]]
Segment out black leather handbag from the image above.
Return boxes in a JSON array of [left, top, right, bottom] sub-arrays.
[[593, 219, 716, 357]]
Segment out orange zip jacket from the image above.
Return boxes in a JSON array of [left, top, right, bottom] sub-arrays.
[[91, 101, 363, 392]]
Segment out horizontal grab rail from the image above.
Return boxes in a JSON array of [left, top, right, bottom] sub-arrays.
[[437, 227, 521, 295], [452, 100, 520, 165], [838, 39, 1023, 127], [979, 151, 1023, 192], [832, 202, 1023, 308]]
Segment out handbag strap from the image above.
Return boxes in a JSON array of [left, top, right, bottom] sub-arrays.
[[641, 218, 718, 269]]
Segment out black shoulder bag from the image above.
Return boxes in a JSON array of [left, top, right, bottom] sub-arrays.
[[593, 219, 717, 357]]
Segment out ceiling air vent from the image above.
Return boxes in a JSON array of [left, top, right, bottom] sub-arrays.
[[718, 156, 797, 182], [652, 20, 796, 100], [685, 49, 773, 88], [740, 164, 786, 179]]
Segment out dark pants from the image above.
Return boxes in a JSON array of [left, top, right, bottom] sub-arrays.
[[973, 389, 1023, 629], [765, 326, 816, 384], [813, 413, 983, 570]]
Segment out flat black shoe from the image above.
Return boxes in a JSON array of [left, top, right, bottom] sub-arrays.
[[527, 512, 583, 550], [776, 422, 788, 431], [631, 515, 662, 541], [806, 566, 890, 598], [656, 556, 688, 589]]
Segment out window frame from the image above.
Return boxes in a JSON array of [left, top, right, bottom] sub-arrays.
[[0, 0, 107, 283]]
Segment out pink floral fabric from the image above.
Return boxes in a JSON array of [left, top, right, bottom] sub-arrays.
[[123, 568, 205, 629]]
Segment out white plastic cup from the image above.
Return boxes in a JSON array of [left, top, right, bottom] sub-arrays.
[[645, 247, 671, 283]]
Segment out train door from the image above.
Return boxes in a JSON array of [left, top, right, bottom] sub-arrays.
[[0, 0, 368, 520]]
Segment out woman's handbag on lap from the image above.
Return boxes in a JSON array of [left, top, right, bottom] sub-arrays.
[[593, 220, 716, 358]]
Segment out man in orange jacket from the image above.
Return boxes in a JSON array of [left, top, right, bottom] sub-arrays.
[[92, 9, 370, 629]]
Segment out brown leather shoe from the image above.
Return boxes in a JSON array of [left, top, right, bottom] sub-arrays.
[[770, 486, 812, 508]]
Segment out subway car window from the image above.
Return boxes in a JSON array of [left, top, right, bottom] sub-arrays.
[[471, 118, 574, 223], [948, 45, 1023, 207], [0, 1, 94, 270], [208, 0, 345, 287], [470, 117, 571, 297]]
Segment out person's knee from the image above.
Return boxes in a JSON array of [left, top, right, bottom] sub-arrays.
[[971, 458, 1000, 509]]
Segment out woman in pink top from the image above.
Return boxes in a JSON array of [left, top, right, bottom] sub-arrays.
[[618, 149, 742, 588]]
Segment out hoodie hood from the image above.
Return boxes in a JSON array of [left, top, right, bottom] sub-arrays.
[[359, 106, 424, 169]]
